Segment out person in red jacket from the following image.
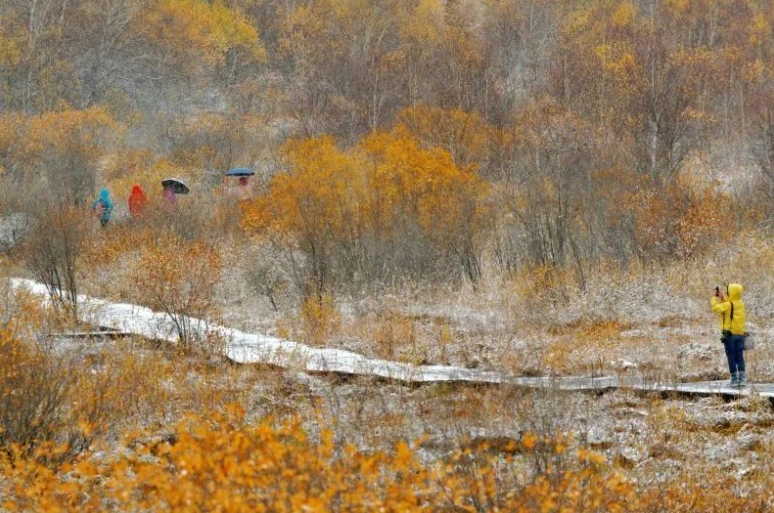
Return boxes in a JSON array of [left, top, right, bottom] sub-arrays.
[[128, 184, 148, 218]]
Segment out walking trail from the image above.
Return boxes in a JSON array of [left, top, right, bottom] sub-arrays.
[[11, 279, 772, 399]]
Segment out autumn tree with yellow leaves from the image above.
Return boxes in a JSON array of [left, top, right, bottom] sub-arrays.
[[242, 129, 490, 298]]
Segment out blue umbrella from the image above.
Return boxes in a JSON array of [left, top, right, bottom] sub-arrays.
[[226, 167, 255, 177]]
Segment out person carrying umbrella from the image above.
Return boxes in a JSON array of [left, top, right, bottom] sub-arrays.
[[231, 176, 253, 201], [91, 188, 114, 228], [163, 186, 177, 206], [226, 168, 254, 201], [161, 178, 189, 207]]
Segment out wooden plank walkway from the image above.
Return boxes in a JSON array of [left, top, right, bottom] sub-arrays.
[[620, 378, 774, 398], [11, 278, 774, 401], [54, 330, 133, 339], [500, 375, 774, 398]]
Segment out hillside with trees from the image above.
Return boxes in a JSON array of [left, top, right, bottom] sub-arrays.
[[3, 0, 774, 510]]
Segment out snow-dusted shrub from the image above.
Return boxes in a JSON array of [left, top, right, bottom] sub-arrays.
[[16, 204, 91, 320], [133, 236, 223, 354]]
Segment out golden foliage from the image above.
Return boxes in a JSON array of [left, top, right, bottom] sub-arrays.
[[21, 107, 118, 163], [101, 149, 159, 196], [139, 0, 265, 69], [134, 236, 223, 350], [624, 175, 732, 259], [243, 135, 365, 239], [0, 113, 26, 175], [300, 294, 340, 345], [373, 313, 417, 360], [361, 128, 489, 238], [243, 130, 489, 248], [397, 104, 489, 168], [0, 305, 111, 465], [0, 408, 650, 513], [398, 0, 444, 46], [0, 11, 25, 68], [240, 129, 490, 292]]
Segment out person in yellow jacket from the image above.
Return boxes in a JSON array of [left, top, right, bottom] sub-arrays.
[[711, 283, 746, 386]]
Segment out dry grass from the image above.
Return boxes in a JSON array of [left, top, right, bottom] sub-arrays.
[[6, 210, 774, 510]]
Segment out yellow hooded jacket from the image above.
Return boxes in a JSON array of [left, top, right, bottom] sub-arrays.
[[711, 283, 746, 335]]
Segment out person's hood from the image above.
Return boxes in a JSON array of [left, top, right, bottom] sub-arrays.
[[728, 283, 744, 301], [131, 184, 144, 195], [99, 188, 110, 201]]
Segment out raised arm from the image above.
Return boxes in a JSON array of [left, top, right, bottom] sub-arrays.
[[711, 296, 730, 314]]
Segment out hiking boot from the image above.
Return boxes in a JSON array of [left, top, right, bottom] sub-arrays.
[[729, 372, 739, 387], [738, 371, 747, 386]]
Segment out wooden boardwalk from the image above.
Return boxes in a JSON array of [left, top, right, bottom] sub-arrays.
[[501, 375, 774, 399], [11, 278, 774, 401], [54, 330, 133, 339], [618, 377, 774, 398]]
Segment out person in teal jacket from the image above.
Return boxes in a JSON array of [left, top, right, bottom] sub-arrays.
[[91, 188, 114, 228], [711, 283, 747, 386]]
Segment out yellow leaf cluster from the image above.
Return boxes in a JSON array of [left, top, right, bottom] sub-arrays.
[[18, 107, 117, 167], [242, 130, 489, 254], [0, 408, 651, 513], [300, 294, 340, 345], [0, 11, 25, 68], [611, 1, 637, 28], [134, 236, 222, 323], [140, 0, 265, 67], [398, 0, 445, 46], [397, 104, 489, 167]]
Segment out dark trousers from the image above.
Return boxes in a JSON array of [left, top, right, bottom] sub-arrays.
[[723, 335, 746, 374]]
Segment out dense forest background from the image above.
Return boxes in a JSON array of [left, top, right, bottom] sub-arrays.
[[3, 0, 774, 297]]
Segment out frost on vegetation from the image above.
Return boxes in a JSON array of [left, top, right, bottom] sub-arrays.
[[0, 214, 29, 251], [411, 303, 510, 335], [586, 425, 614, 448], [675, 342, 714, 361], [615, 359, 639, 370], [556, 276, 676, 323], [282, 371, 331, 399], [557, 271, 706, 328], [616, 444, 647, 467]]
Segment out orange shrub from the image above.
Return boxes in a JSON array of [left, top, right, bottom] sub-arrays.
[[300, 293, 340, 345], [0, 304, 113, 465], [625, 174, 732, 261], [242, 129, 491, 292], [134, 236, 222, 352], [0, 408, 649, 513]]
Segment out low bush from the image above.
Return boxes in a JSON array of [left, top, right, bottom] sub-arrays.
[[133, 236, 223, 353], [0, 408, 646, 513]]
